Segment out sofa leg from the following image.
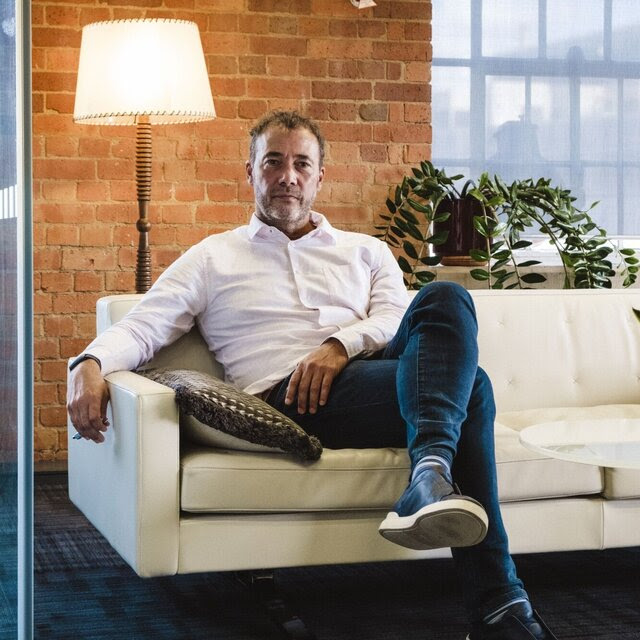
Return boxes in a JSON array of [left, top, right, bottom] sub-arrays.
[[235, 570, 317, 639]]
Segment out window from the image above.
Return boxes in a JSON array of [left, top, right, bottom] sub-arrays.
[[432, 0, 640, 236]]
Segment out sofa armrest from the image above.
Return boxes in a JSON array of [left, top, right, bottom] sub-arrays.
[[67, 370, 180, 577]]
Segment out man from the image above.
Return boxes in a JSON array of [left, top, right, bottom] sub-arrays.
[[68, 111, 557, 640]]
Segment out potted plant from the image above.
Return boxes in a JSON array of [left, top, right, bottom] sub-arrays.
[[374, 162, 638, 290]]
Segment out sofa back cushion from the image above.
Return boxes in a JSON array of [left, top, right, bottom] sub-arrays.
[[96, 294, 224, 379], [97, 288, 640, 413], [472, 289, 640, 412]]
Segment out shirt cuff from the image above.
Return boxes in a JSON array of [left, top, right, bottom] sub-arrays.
[[324, 329, 365, 360]]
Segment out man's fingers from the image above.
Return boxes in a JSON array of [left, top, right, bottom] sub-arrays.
[[100, 389, 110, 427], [285, 366, 302, 406], [296, 367, 313, 414], [318, 373, 333, 408], [307, 371, 328, 414]]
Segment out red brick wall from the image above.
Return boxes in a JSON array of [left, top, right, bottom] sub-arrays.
[[32, 0, 432, 462]]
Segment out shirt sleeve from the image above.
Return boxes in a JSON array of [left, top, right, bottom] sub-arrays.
[[326, 241, 410, 359], [80, 243, 210, 376]]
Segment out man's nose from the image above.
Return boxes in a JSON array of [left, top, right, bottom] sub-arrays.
[[278, 163, 297, 185]]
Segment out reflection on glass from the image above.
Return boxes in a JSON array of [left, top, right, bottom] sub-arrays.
[[612, 0, 640, 61], [583, 167, 618, 231], [531, 77, 570, 162], [483, 0, 538, 58], [433, 0, 640, 234], [623, 168, 640, 234], [433, 0, 470, 59], [432, 66, 470, 160], [485, 76, 525, 156], [581, 79, 618, 163], [547, 0, 604, 60], [0, 0, 17, 635], [623, 79, 640, 162]]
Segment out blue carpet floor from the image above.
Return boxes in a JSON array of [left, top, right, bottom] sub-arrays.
[[2, 473, 640, 639]]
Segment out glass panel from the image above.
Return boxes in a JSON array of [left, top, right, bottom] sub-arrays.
[[623, 168, 640, 234], [432, 0, 470, 59], [547, 0, 605, 60], [0, 0, 18, 635], [581, 78, 618, 163], [623, 79, 640, 162], [531, 77, 571, 164], [432, 66, 470, 161], [485, 76, 529, 181], [583, 166, 618, 232], [612, 0, 640, 61], [482, 0, 538, 58]]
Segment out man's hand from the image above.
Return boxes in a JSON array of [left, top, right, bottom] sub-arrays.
[[285, 338, 348, 415], [66, 359, 110, 443]]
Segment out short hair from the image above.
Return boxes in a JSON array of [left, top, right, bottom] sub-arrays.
[[249, 110, 326, 167]]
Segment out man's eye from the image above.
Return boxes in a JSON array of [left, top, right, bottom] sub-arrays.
[[296, 161, 311, 169], [265, 158, 279, 166]]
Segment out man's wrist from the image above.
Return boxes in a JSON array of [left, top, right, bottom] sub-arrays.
[[324, 337, 348, 359], [69, 353, 102, 372]]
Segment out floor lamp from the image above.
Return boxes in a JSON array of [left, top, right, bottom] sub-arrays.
[[73, 19, 216, 293]]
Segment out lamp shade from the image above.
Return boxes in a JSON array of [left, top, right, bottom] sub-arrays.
[[74, 19, 215, 125]]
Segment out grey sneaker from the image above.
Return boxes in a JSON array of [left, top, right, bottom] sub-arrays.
[[378, 464, 488, 550], [466, 601, 558, 639]]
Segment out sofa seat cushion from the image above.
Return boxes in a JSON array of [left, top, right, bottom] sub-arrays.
[[180, 445, 411, 513], [497, 404, 640, 500], [180, 401, 612, 512]]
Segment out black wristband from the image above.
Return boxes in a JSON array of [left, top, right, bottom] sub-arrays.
[[69, 354, 102, 372]]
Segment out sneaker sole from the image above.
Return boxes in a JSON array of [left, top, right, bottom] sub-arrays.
[[378, 497, 488, 551]]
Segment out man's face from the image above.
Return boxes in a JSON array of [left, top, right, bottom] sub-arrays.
[[246, 125, 325, 232]]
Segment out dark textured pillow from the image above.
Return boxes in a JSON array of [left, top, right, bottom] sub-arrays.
[[140, 368, 322, 461]]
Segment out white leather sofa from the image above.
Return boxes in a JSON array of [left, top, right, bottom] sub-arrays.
[[68, 288, 640, 578]]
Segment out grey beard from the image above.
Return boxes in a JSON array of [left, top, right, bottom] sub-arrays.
[[259, 198, 312, 226]]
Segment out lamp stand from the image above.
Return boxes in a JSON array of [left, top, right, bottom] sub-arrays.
[[135, 117, 152, 293]]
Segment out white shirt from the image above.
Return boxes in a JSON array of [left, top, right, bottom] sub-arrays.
[[84, 212, 410, 396]]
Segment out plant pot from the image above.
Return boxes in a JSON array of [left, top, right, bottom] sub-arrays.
[[433, 196, 486, 266]]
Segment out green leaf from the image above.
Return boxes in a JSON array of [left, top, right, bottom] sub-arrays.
[[402, 241, 418, 259], [520, 272, 547, 284], [492, 250, 511, 261], [394, 186, 402, 207], [511, 240, 532, 250], [399, 207, 420, 225], [390, 225, 406, 238], [620, 248, 636, 256], [473, 216, 490, 236], [470, 268, 490, 281], [406, 198, 431, 214], [420, 255, 442, 266], [397, 256, 413, 274], [415, 270, 436, 283], [469, 249, 489, 261], [385, 198, 397, 214], [426, 230, 449, 246], [516, 260, 542, 268]]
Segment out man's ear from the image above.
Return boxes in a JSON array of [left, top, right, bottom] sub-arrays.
[[246, 160, 254, 184], [317, 166, 325, 191]]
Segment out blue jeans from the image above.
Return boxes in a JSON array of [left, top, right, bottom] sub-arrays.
[[266, 282, 528, 622]]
